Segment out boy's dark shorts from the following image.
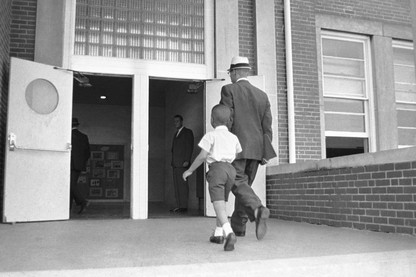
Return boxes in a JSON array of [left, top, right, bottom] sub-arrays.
[[206, 162, 236, 202]]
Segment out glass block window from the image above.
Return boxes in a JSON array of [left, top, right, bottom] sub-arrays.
[[321, 32, 373, 158], [74, 0, 205, 64], [393, 41, 416, 148]]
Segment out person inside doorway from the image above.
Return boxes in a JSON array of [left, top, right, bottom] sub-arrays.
[[70, 117, 91, 215], [170, 114, 194, 213]]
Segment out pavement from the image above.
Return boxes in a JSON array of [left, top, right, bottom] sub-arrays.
[[1, 217, 416, 276]]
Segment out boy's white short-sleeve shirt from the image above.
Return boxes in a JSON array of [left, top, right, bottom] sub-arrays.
[[198, 125, 242, 164]]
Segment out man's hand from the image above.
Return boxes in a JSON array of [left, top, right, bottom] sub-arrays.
[[183, 170, 192, 181], [183, 161, 189, 167], [261, 158, 268, 165]]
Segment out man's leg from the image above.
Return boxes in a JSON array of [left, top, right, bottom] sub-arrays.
[[173, 167, 189, 210], [70, 170, 89, 214], [70, 170, 83, 206], [172, 168, 181, 209], [245, 159, 269, 240], [230, 159, 262, 235]]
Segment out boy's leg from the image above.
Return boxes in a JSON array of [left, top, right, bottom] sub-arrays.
[[213, 200, 236, 251], [210, 217, 224, 244], [212, 200, 228, 226]]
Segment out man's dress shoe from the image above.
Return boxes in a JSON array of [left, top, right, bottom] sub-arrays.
[[224, 233, 237, 251], [78, 200, 90, 214], [255, 206, 270, 240]]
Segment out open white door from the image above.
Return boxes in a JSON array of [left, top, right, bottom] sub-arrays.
[[204, 76, 267, 217], [3, 58, 73, 223]]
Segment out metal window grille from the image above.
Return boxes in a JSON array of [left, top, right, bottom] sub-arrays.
[[74, 0, 205, 64]]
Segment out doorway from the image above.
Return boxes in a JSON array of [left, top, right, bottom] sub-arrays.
[[148, 78, 204, 218], [72, 73, 132, 219]]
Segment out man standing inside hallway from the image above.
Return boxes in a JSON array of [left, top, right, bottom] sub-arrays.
[[171, 114, 194, 213], [71, 117, 91, 215], [220, 56, 275, 240]]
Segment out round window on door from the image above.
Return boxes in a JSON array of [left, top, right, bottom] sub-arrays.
[[25, 79, 59, 114]]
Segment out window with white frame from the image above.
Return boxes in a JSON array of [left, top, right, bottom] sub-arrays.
[[321, 32, 374, 158], [74, 0, 205, 64], [393, 41, 416, 148]]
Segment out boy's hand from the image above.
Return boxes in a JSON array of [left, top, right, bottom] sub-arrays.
[[182, 170, 192, 181]]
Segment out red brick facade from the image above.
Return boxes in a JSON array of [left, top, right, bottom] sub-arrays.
[[267, 160, 416, 235], [9, 0, 37, 60], [273, 0, 412, 162], [265, 0, 415, 236]]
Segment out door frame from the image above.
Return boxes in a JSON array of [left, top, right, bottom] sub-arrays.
[[57, 0, 215, 219]]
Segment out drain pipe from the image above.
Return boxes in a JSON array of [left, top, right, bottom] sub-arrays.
[[284, 0, 296, 163]]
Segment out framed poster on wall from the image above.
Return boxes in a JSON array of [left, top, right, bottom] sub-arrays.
[[80, 144, 124, 200]]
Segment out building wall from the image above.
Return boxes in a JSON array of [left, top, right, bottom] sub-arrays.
[[275, 0, 412, 163], [10, 0, 37, 60], [239, 0, 257, 74], [0, 0, 12, 222], [267, 152, 416, 236]]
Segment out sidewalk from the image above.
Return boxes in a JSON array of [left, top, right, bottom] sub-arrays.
[[1, 217, 416, 276]]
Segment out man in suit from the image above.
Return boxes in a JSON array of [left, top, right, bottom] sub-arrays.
[[171, 115, 194, 213], [71, 118, 91, 215], [220, 56, 275, 240]]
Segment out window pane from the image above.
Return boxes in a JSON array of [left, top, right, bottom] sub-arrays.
[[324, 76, 365, 97], [397, 109, 416, 127], [322, 38, 364, 59], [398, 128, 416, 147], [323, 57, 364, 77], [325, 113, 365, 132], [394, 65, 416, 84], [326, 137, 367, 158], [74, 0, 205, 64], [394, 42, 416, 148], [324, 98, 364, 113], [393, 47, 414, 66]]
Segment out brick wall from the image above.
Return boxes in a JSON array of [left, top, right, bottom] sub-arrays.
[[267, 160, 416, 235], [239, 0, 257, 75], [275, 0, 412, 162], [0, 0, 12, 222], [10, 0, 37, 60]]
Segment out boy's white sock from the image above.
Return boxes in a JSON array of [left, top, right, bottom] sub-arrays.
[[214, 227, 223, 237], [222, 222, 233, 237]]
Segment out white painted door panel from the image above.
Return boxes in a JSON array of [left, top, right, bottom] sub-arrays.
[[3, 58, 73, 222]]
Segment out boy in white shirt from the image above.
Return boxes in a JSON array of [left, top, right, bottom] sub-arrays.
[[183, 104, 242, 251]]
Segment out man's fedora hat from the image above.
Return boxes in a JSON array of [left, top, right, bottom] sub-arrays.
[[228, 56, 251, 71]]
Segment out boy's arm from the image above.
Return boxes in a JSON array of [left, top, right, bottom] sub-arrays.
[[183, 149, 208, 180]]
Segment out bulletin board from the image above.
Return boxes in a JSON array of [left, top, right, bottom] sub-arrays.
[[79, 144, 124, 200]]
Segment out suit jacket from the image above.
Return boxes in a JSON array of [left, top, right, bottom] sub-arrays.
[[71, 128, 91, 171], [220, 80, 274, 161], [171, 127, 194, 168]]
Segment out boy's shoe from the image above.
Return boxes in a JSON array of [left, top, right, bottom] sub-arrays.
[[224, 233, 236, 251], [209, 235, 224, 244]]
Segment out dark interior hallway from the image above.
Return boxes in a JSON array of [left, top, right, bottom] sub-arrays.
[[70, 201, 204, 220]]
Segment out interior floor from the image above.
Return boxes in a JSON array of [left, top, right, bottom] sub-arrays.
[[70, 201, 204, 220]]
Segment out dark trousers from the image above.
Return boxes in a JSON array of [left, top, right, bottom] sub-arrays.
[[230, 159, 262, 233], [173, 167, 189, 209], [70, 169, 86, 209]]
